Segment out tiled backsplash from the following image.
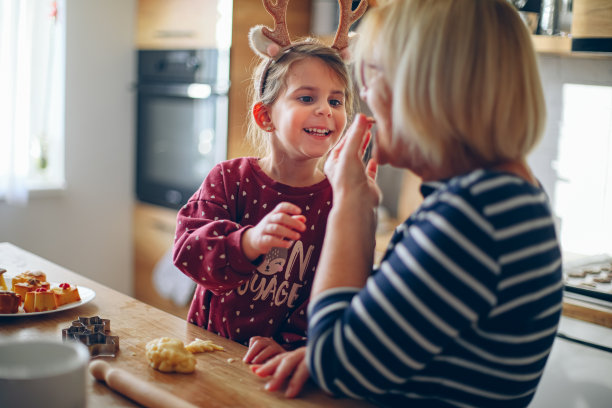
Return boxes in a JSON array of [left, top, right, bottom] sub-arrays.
[[530, 55, 612, 257]]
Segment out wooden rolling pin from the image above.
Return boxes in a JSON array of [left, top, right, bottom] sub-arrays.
[[89, 360, 198, 408]]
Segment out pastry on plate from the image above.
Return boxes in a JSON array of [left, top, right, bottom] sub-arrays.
[[52, 283, 81, 306], [24, 288, 57, 313], [0, 290, 21, 314], [11, 270, 47, 290]]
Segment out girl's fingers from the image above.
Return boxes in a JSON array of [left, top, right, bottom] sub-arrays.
[[272, 202, 302, 216], [285, 361, 310, 398], [291, 215, 306, 224], [243, 338, 269, 363], [263, 354, 297, 391], [269, 213, 306, 233], [264, 223, 301, 241], [251, 348, 276, 365]]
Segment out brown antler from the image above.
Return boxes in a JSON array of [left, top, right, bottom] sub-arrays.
[[261, 0, 291, 47], [332, 0, 368, 51]]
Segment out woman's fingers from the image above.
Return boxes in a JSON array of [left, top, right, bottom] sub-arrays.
[[366, 158, 378, 180], [341, 114, 371, 159], [360, 130, 371, 158]]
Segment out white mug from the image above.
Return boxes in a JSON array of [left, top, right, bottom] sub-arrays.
[[0, 339, 90, 408]]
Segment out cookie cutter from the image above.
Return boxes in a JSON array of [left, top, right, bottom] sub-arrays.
[[62, 316, 119, 358]]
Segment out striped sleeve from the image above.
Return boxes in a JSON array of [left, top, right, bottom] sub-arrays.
[[307, 171, 563, 406]]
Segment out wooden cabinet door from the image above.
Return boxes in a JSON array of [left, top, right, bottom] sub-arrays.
[[136, 0, 220, 49], [133, 202, 191, 318], [572, 0, 612, 38]]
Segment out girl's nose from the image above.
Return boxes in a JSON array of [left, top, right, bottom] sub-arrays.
[[316, 102, 332, 117]]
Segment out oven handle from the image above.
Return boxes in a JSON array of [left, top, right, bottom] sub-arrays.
[[136, 83, 228, 99]]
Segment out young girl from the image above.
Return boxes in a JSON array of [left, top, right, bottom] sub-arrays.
[[172, 40, 354, 357]]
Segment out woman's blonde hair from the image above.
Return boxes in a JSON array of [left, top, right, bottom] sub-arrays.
[[247, 40, 355, 157], [353, 0, 546, 169]]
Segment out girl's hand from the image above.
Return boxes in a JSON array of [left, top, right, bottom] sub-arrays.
[[241, 202, 306, 261], [243, 336, 285, 364], [249, 347, 309, 398], [324, 114, 381, 209]]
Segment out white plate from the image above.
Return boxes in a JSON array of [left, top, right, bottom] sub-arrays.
[[0, 285, 96, 317]]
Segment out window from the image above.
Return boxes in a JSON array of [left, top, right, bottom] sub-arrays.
[[554, 84, 612, 257], [0, 0, 65, 204]]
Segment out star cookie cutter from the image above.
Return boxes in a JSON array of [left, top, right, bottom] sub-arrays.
[[62, 315, 119, 358]]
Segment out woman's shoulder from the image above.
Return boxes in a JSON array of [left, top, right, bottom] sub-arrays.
[[424, 169, 543, 202], [416, 169, 551, 226]]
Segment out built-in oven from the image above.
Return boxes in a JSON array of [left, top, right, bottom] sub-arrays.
[[136, 49, 229, 209]]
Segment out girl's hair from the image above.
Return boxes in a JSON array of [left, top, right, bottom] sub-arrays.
[[353, 0, 546, 169], [247, 40, 355, 157]]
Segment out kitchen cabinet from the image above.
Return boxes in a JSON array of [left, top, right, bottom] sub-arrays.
[[532, 0, 612, 56], [136, 0, 219, 49], [133, 202, 189, 318]]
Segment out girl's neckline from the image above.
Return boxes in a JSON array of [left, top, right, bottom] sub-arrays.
[[247, 157, 330, 193]]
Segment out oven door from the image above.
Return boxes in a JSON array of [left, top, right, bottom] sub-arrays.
[[136, 83, 227, 209]]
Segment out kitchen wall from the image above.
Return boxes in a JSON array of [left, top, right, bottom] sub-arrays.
[[0, 0, 137, 294]]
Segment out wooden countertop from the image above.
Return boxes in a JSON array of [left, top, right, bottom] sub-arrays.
[[0, 242, 373, 408]]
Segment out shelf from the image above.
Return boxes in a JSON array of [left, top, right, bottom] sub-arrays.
[[532, 35, 572, 54], [532, 35, 612, 57]]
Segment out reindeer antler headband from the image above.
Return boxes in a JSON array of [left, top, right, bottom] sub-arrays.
[[249, 0, 368, 98]]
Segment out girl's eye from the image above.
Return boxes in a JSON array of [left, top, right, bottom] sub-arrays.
[[329, 99, 344, 107], [298, 96, 313, 103]]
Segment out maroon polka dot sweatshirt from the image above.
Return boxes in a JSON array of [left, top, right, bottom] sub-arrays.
[[173, 157, 332, 349]]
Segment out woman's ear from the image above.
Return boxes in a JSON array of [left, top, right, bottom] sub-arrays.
[[253, 102, 274, 131]]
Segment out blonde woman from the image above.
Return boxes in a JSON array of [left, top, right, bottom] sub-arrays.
[[307, 0, 563, 406]]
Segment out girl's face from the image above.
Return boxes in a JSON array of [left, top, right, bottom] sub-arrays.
[[268, 58, 348, 162]]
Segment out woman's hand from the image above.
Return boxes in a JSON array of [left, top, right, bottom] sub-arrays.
[[249, 347, 309, 398], [241, 202, 306, 261], [312, 114, 382, 297], [243, 336, 285, 364], [324, 114, 381, 209]]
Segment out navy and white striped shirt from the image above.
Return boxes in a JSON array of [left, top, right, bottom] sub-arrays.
[[307, 169, 563, 407]]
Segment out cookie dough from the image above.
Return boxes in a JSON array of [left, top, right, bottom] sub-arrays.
[[145, 337, 195, 373], [185, 338, 224, 353]]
